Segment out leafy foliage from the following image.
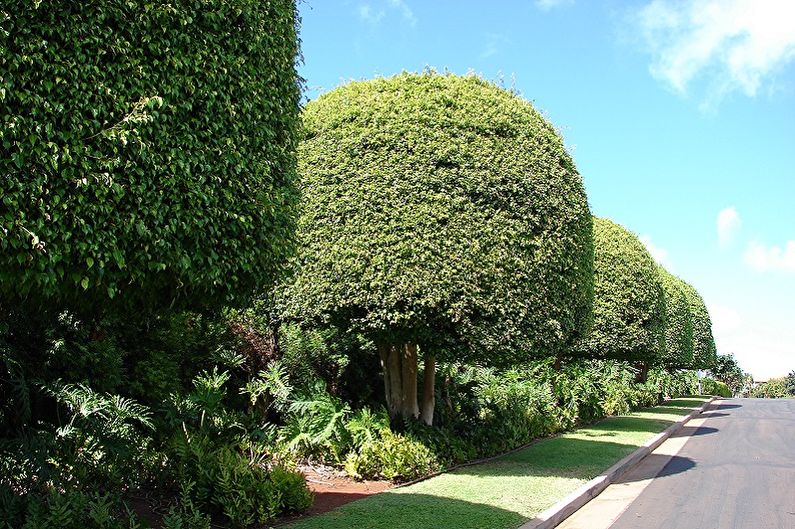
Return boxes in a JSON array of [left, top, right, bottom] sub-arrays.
[[701, 377, 732, 397], [0, 0, 301, 311], [748, 378, 792, 399], [576, 217, 666, 363], [287, 71, 594, 363], [657, 268, 695, 368], [708, 353, 746, 395], [344, 429, 440, 482], [680, 281, 717, 369]]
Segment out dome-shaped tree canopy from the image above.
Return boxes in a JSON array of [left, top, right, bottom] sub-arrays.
[[287, 72, 594, 365], [658, 267, 695, 368], [681, 281, 717, 370], [0, 0, 300, 311], [576, 217, 665, 363]]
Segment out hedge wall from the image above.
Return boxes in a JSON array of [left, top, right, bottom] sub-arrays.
[[681, 281, 718, 370], [0, 0, 301, 311], [576, 217, 665, 363], [657, 267, 695, 368], [286, 72, 594, 363]]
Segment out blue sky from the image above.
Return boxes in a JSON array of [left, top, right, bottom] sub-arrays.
[[298, 0, 795, 379]]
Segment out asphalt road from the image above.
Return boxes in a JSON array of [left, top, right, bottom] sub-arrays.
[[608, 398, 795, 529]]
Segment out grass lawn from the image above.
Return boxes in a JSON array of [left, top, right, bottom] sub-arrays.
[[284, 397, 709, 529]]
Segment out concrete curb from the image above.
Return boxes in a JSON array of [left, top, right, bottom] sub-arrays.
[[518, 397, 716, 529]]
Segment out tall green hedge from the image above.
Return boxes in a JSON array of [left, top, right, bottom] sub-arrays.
[[0, 1, 300, 310], [681, 281, 717, 370], [286, 72, 594, 363], [657, 267, 695, 369], [576, 217, 665, 363]]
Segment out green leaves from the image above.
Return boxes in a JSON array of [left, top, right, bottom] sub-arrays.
[[0, 0, 301, 313], [287, 72, 594, 363], [576, 217, 666, 364]]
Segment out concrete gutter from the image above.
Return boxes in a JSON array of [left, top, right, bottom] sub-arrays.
[[518, 397, 716, 529]]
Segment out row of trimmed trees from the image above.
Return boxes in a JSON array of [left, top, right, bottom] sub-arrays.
[[2, 9, 717, 430], [285, 73, 718, 425]]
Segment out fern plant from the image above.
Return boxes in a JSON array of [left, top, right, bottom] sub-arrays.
[[280, 380, 351, 462]]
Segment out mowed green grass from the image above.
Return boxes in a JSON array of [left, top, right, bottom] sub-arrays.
[[284, 397, 709, 529]]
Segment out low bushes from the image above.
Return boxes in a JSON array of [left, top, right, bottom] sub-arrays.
[[701, 377, 732, 397]]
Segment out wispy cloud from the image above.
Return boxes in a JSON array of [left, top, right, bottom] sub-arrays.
[[358, 0, 417, 28], [535, 0, 575, 11], [480, 33, 509, 59], [635, 0, 795, 107], [717, 206, 741, 247], [744, 239, 795, 272], [639, 234, 674, 270]]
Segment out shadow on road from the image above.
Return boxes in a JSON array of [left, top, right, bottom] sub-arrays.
[[672, 425, 719, 438], [714, 403, 742, 410], [699, 411, 731, 418], [621, 454, 697, 482]]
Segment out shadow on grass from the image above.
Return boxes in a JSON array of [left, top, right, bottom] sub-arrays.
[[659, 398, 707, 408], [282, 492, 525, 529]]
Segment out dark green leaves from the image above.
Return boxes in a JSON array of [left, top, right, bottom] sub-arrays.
[[577, 217, 665, 363], [0, 0, 301, 312], [287, 73, 594, 363]]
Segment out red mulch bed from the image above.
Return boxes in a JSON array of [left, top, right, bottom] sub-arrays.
[[302, 464, 392, 515]]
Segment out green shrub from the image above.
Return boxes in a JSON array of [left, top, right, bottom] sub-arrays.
[[0, 0, 301, 311], [287, 71, 593, 420], [344, 430, 440, 482], [701, 378, 731, 397], [680, 282, 718, 370], [657, 268, 695, 368], [21, 490, 143, 529], [576, 218, 665, 364], [749, 378, 791, 399]]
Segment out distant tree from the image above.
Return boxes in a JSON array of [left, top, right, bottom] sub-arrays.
[[785, 371, 795, 396], [709, 353, 745, 395], [575, 218, 665, 376], [0, 1, 301, 312], [749, 378, 791, 399], [286, 72, 594, 424], [657, 268, 695, 369]]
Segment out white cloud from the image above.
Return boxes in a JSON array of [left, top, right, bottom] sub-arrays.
[[358, 5, 385, 25], [717, 206, 741, 246], [708, 302, 794, 380], [636, 0, 795, 106], [744, 239, 795, 272], [358, 0, 416, 27], [535, 0, 575, 10], [639, 234, 674, 270], [480, 33, 509, 59]]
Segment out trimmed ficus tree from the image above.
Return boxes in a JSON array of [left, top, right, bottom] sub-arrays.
[[0, 1, 301, 311], [657, 267, 695, 369], [680, 281, 718, 370], [576, 217, 665, 371], [286, 72, 594, 424]]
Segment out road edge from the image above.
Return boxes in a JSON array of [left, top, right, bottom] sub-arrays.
[[518, 397, 716, 529]]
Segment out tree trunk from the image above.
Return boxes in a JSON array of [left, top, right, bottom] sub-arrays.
[[421, 352, 436, 426], [635, 362, 650, 384], [378, 342, 420, 421], [401, 343, 420, 420]]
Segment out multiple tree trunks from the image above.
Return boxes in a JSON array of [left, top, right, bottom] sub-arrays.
[[378, 342, 436, 426]]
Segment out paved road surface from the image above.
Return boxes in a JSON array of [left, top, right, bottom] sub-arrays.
[[559, 398, 795, 529]]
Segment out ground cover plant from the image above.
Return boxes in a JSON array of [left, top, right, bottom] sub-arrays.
[[284, 397, 710, 529]]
